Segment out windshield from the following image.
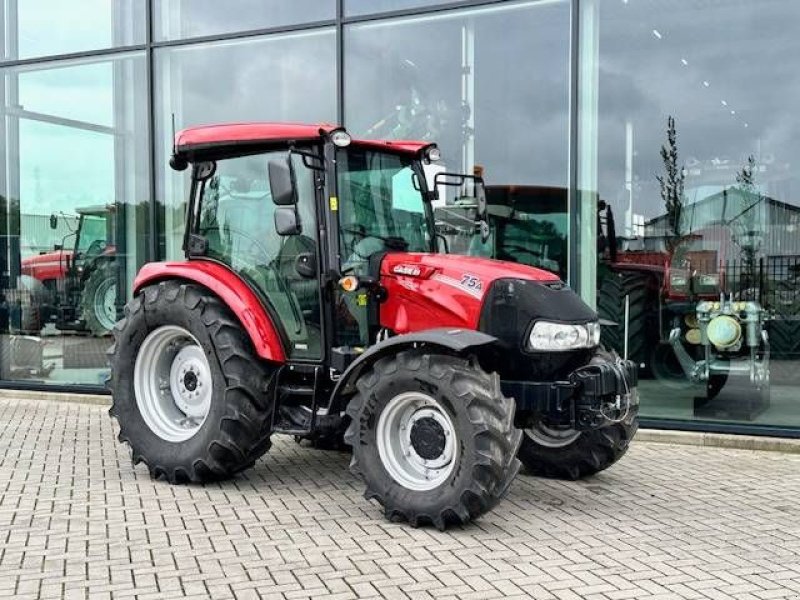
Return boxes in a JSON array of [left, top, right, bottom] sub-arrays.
[[77, 214, 108, 254], [337, 148, 431, 272]]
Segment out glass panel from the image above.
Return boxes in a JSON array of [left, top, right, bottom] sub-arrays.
[[345, 0, 571, 279], [579, 0, 800, 428], [154, 29, 336, 263], [0, 53, 150, 387], [346, 1, 466, 17], [197, 151, 321, 359], [338, 148, 431, 276], [154, 0, 335, 41], [2, 0, 145, 61]]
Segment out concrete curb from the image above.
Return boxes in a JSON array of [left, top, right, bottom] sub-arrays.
[[637, 428, 800, 454]]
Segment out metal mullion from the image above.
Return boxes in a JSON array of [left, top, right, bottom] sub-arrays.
[[0, 44, 148, 70], [149, 19, 337, 50], [146, 0, 158, 262], [5, 107, 117, 135], [567, 0, 580, 291], [336, 0, 344, 126]]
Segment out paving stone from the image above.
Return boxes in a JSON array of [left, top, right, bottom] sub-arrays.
[[0, 398, 799, 599]]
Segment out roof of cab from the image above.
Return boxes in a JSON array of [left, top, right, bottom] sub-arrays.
[[173, 122, 431, 158]]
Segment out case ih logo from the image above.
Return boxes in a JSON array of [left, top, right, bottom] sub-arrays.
[[392, 264, 422, 277]]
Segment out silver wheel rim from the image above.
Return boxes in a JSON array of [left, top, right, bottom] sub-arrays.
[[525, 422, 581, 448], [133, 325, 212, 442], [376, 391, 457, 492], [94, 277, 117, 332]]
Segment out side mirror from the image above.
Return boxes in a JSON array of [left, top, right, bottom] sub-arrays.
[[268, 157, 298, 206], [274, 206, 301, 236], [49, 214, 58, 229]]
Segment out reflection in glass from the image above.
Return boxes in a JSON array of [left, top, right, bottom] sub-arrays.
[[580, 0, 800, 428], [154, 0, 335, 41], [345, 0, 570, 278], [0, 53, 149, 386], [346, 0, 466, 17], [154, 30, 337, 260], [3, 0, 145, 60]]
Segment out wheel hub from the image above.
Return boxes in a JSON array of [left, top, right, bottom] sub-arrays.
[[134, 325, 213, 442], [376, 392, 458, 492], [409, 415, 446, 460]]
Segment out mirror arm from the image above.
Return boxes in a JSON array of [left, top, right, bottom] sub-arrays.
[[289, 146, 325, 171]]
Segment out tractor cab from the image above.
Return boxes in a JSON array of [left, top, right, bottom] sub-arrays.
[[110, 123, 638, 530]]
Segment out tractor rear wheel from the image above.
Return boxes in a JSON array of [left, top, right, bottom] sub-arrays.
[[345, 350, 521, 530], [109, 281, 276, 483], [517, 350, 639, 480]]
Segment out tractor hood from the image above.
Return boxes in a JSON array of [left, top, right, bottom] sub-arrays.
[[21, 249, 72, 281], [377, 252, 570, 335]]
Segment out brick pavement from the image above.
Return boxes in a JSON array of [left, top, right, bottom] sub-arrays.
[[0, 397, 799, 599]]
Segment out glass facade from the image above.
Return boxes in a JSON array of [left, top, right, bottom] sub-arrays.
[[2, 0, 797, 437], [153, 29, 336, 259], [345, 0, 571, 277], [578, 0, 800, 430]]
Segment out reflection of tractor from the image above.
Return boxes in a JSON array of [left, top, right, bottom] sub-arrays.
[[434, 185, 568, 279], [21, 205, 117, 335], [597, 200, 770, 412]]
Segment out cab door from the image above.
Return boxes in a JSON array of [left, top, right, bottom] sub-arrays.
[[194, 149, 323, 359]]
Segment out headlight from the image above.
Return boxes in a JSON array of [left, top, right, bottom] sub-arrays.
[[527, 321, 601, 352]]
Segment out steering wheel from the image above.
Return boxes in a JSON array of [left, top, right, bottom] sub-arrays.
[[83, 239, 107, 260]]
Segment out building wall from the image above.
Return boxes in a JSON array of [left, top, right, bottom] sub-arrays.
[[0, 0, 797, 436]]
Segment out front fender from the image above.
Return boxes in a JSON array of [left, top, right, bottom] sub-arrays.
[[134, 260, 286, 363], [328, 328, 498, 412]]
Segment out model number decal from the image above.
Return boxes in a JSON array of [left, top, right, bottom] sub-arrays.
[[460, 274, 482, 291]]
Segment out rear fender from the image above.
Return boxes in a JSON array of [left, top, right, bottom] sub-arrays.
[[133, 260, 286, 363], [328, 328, 498, 413]]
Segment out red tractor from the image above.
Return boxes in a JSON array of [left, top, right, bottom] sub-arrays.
[[109, 123, 638, 529], [21, 205, 117, 335]]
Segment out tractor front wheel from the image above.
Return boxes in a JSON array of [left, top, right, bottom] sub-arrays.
[[345, 350, 521, 530], [109, 281, 276, 483], [518, 349, 638, 480]]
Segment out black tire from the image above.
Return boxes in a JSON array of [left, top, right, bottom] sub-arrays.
[[519, 416, 638, 480], [518, 350, 639, 480], [109, 280, 277, 483], [344, 350, 521, 530], [597, 270, 654, 375], [81, 261, 117, 336]]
